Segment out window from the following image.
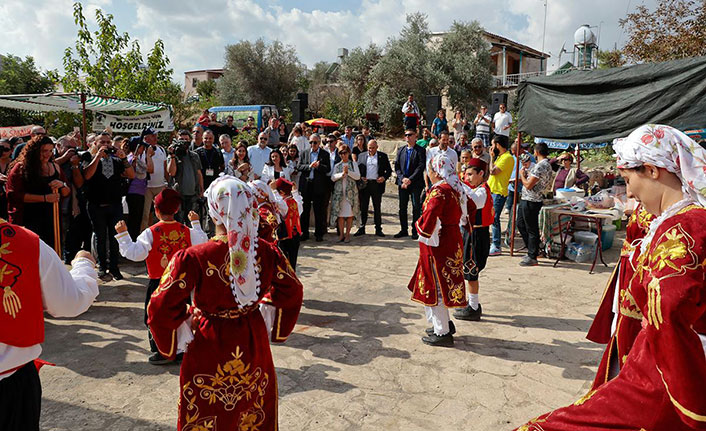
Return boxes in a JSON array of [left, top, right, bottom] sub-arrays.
[[192, 78, 198, 88]]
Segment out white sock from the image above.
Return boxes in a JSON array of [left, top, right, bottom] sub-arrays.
[[469, 294, 480, 310]]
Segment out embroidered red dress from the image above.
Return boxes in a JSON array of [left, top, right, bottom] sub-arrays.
[[407, 182, 466, 308], [586, 205, 653, 389], [514, 205, 706, 430], [257, 203, 279, 242], [147, 238, 303, 431]]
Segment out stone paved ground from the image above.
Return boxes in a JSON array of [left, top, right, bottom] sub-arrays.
[[40, 189, 618, 431]]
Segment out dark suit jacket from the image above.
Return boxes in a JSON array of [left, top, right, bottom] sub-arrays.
[[297, 148, 331, 191], [395, 144, 426, 189], [357, 151, 392, 194]]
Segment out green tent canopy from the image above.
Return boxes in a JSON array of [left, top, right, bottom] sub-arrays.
[[517, 56, 706, 143], [0, 92, 167, 113]]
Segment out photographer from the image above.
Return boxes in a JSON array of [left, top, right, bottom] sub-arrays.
[[141, 127, 168, 231], [126, 136, 155, 240], [54, 134, 92, 264], [83, 132, 135, 280], [167, 139, 204, 223], [195, 129, 224, 189]]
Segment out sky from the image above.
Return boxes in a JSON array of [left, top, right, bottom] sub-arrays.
[[0, 0, 658, 86]]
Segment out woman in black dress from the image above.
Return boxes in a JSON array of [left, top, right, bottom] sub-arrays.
[[7, 136, 70, 246]]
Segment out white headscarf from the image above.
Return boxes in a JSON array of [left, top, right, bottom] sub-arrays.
[[613, 124, 706, 206], [429, 153, 473, 221], [248, 179, 286, 221], [205, 175, 261, 308]]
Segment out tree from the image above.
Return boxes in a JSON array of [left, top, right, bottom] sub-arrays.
[[0, 54, 56, 126], [196, 80, 217, 99], [620, 0, 706, 63], [339, 44, 383, 98], [62, 2, 174, 103], [596, 49, 626, 69], [217, 39, 304, 109]]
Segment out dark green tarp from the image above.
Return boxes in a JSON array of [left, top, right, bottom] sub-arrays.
[[517, 56, 706, 143]]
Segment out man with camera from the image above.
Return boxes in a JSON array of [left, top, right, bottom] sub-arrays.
[[167, 139, 204, 224], [83, 132, 135, 280], [195, 129, 225, 190]]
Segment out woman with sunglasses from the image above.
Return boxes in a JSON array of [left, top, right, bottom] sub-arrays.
[[330, 146, 361, 242]]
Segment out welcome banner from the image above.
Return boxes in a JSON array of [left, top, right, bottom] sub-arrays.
[[92, 110, 174, 133]]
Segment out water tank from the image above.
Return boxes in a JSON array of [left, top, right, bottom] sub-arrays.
[[574, 25, 596, 46]]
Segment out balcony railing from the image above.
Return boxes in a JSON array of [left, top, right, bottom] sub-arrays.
[[493, 71, 546, 87]]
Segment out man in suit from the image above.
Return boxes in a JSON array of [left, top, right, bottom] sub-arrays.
[[355, 139, 392, 237], [297, 134, 331, 242], [394, 128, 426, 239]]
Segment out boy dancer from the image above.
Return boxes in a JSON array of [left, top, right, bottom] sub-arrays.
[[274, 178, 303, 269], [114, 188, 207, 364]]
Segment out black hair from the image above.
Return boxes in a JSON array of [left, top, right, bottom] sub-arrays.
[[535, 142, 549, 157], [492, 135, 509, 150]]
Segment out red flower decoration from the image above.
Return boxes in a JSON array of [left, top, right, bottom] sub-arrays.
[[641, 134, 654, 145], [653, 128, 665, 139], [242, 236, 251, 250]]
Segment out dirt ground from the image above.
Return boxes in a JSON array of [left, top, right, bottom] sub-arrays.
[[39, 189, 619, 431]]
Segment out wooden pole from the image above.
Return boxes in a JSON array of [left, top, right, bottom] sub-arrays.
[[509, 132, 522, 257], [81, 93, 88, 149], [576, 144, 581, 171], [52, 198, 61, 256]]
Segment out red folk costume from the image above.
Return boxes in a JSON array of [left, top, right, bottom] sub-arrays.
[[249, 180, 284, 243], [515, 125, 706, 430], [148, 177, 303, 431], [586, 204, 653, 389]]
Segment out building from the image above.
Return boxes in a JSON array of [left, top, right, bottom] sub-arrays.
[[183, 68, 224, 97], [430, 31, 550, 89]]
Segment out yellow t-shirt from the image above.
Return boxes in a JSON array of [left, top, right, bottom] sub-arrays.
[[488, 151, 514, 196]]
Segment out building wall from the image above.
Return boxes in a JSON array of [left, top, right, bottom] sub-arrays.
[[184, 71, 223, 97]]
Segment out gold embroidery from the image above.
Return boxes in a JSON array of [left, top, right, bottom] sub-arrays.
[[658, 366, 706, 423], [573, 389, 597, 406], [0, 242, 12, 256], [417, 271, 429, 298], [651, 228, 688, 272], [0, 263, 20, 318], [618, 288, 643, 321], [206, 260, 231, 285], [516, 416, 547, 431], [442, 247, 465, 305], [182, 382, 217, 431], [646, 278, 663, 329]]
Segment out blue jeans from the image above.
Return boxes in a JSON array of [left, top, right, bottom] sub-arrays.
[[491, 193, 507, 248]]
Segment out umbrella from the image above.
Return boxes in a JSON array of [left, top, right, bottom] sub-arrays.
[[305, 118, 339, 128]]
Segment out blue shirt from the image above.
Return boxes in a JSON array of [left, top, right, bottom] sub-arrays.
[[341, 135, 355, 150], [432, 117, 448, 136], [309, 149, 319, 180], [404, 147, 414, 177]]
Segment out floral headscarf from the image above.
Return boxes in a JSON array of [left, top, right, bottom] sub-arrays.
[[613, 124, 706, 206], [248, 179, 285, 221], [429, 153, 473, 221], [205, 175, 261, 308]]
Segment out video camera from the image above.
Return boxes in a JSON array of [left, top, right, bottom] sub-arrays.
[[168, 139, 189, 158]]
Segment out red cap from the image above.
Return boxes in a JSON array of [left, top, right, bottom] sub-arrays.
[[467, 157, 487, 172], [154, 188, 181, 215], [274, 178, 293, 195]]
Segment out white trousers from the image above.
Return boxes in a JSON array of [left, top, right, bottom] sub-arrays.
[[424, 288, 450, 336]]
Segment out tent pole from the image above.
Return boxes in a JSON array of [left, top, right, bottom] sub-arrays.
[[510, 132, 522, 257], [81, 93, 88, 149]]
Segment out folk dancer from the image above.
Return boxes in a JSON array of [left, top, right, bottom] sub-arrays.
[[0, 220, 99, 430], [454, 158, 493, 322], [408, 153, 469, 347], [249, 179, 286, 243], [114, 188, 208, 364], [514, 124, 706, 430], [274, 178, 303, 270], [147, 176, 303, 431]]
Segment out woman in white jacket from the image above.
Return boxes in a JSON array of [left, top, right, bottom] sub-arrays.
[[260, 149, 292, 184], [330, 145, 360, 242]]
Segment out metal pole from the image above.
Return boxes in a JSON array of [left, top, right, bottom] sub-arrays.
[[510, 132, 522, 257], [81, 93, 88, 149], [541, 0, 547, 72]]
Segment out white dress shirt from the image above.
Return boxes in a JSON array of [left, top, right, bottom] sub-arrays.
[[426, 145, 458, 168], [260, 164, 292, 184], [0, 242, 99, 379], [247, 145, 272, 179], [365, 152, 379, 180], [115, 220, 208, 262]]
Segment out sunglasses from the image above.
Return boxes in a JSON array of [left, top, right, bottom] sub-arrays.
[[472, 146, 483, 149], [259, 138, 268, 141], [405, 134, 415, 137]]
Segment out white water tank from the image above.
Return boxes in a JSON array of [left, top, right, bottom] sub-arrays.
[[574, 25, 596, 46]]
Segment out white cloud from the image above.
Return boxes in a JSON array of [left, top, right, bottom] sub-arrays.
[[0, 0, 658, 90]]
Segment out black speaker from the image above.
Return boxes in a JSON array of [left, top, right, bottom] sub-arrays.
[[425, 95, 441, 124], [291, 99, 305, 123], [296, 92, 308, 110], [490, 92, 508, 117]]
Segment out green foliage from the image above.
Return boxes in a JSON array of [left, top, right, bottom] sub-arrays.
[[218, 39, 304, 109], [596, 49, 626, 69], [196, 80, 217, 99], [62, 2, 174, 103], [0, 54, 56, 127], [320, 88, 365, 128], [339, 44, 383, 99]]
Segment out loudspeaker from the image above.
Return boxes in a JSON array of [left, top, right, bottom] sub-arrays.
[[425, 95, 441, 124], [291, 99, 305, 123], [490, 92, 508, 117], [296, 92, 308, 110]]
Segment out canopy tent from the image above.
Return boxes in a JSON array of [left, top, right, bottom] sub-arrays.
[[509, 56, 706, 256], [517, 56, 706, 143], [0, 93, 166, 114]]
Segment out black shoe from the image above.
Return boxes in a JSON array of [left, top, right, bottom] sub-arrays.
[[454, 304, 482, 321], [300, 234, 310, 241], [421, 333, 454, 347], [425, 320, 456, 336], [148, 352, 171, 365], [411, 232, 419, 240], [353, 227, 365, 237], [315, 236, 324, 242], [175, 352, 184, 364], [98, 269, 112, 282], [393, 230, 409, 238], [109, 269, 123, 281], [375, 230, 385, 237]]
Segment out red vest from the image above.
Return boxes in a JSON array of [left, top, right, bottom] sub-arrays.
[[0, 220, 43, 347], [473, 183, 494, 227], [146, 221, 191, 280], [280, 197, 302, 240]]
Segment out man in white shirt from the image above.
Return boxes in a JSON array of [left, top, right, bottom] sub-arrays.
[[425, 130, 458, 189], [401, 93, 421, 131], [141, 127, 168, 231], [473, 105, 492, 147], [247, 132, 273, 180], [0, 223, 99, 430], [354, 139, 392, 237], [491, 103, 513, 146]]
